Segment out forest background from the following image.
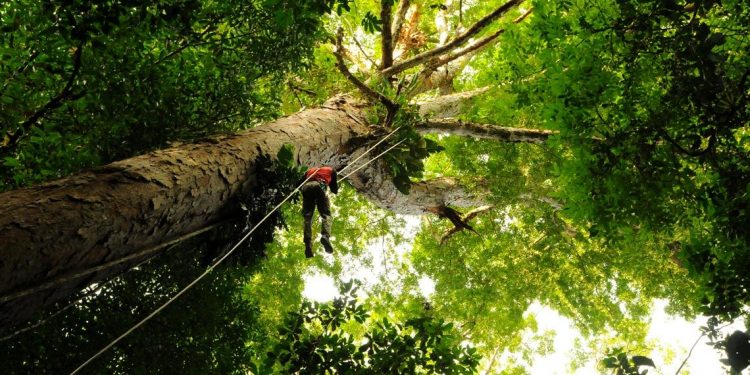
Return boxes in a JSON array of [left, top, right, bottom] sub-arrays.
[[0, 0, 749, 373]]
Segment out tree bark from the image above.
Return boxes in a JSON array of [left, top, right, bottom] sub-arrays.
[[416, 86, 490, 118], [416, 119, 555, 143], [0, 95, 371, 328], [0, 86, 514, 327]]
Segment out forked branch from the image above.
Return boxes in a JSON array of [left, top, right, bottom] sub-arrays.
[[439, 205, 494, 244], [381, 0, 525, 77], [333, 30, 399, 116], [430, 7, 534, 70]]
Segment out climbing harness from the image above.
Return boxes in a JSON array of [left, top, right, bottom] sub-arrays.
[[70, 127, 405, 374]]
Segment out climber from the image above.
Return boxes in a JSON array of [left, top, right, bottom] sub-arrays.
[[300, 166, 338, 258]]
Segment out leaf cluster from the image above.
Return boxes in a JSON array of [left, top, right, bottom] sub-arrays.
[[258, 280, 479, 374]]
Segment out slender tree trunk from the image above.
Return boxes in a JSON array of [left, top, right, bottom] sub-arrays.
[[0, 95, 370, 328]]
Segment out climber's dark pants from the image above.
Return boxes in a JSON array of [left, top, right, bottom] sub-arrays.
[[301, 181, 331, 246]]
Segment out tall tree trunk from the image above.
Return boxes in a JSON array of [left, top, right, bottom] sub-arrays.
[[0, 95, 370, 328]]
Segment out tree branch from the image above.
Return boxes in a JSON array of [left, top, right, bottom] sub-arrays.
[[409, 7, 534, 97], [1, 43, 84, 157], [432, 7, 534, 70], [391, 0, 412, 43], [416, 119, 555, 143], [333, 30, 399, 123], [381, 0, 394, 69], [440, 205, 493, 244], [416, 86, 490, 118], [381, 0, 524, 77]]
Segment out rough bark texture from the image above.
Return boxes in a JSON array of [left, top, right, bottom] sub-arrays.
[[348, 166, 484, 215], [416, 87, 490, 118], [416, 119, 555, 143], [0, 95, 370, 328]]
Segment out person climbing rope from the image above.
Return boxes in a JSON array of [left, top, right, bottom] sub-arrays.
[[300, 166, 338, 258]]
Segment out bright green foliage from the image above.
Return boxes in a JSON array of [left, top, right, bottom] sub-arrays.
[[257, 281, 480, 374], [465, 0, 750, 318]]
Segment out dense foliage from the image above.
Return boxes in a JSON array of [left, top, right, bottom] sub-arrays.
[[2, 0, 750, 373], [259, 281, 479, 374], [0, 0, 342, 189], [509, 0, 750, 318]]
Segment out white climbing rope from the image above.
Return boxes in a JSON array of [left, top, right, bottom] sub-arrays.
[[342, 138, 406, 180], [338, 125, 402, 175], [70, 127, 406, 374]]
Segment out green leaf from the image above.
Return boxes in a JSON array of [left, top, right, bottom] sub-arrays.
[[632, 356, 655, 368], [3, 157, 22, 168], [392, 173, 411, 194], [276, 144, 295, 168]]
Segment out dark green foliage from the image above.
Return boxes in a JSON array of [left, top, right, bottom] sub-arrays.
[[202, 146, 306, 266], [259, 281, 480, 374], [0, 233, 265, 374], [362, 11, 383, 34], [601, 348, 655, 375], [724, 330, 750, 374], [0, 0, 340, 190], [381, 106, 444, 193]]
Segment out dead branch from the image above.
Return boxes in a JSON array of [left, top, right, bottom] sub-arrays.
[[426, 205, 479, 236], [440, 205, 493, 244], [381, 0, 525, 77], [391, 0, 412, 43]]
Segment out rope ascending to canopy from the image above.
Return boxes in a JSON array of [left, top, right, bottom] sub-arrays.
[[70, 126, 405, 374]]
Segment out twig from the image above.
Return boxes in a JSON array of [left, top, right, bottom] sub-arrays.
[[352, 36, 379, 68], [675, 322, 733, 374]]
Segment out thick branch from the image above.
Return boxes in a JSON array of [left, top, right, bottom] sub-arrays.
[[411, 7, 534, 96], [416, 86, 490, 118], [391, 0, 412, 43], [435, 8, 533, 69], [381, 0, 524, 77], [0, 95, 371, 327], [334, 31, 398, 113], [347, 162, 486, 214], [416, 119, 555, 143], [381, 0, 394, 69]]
